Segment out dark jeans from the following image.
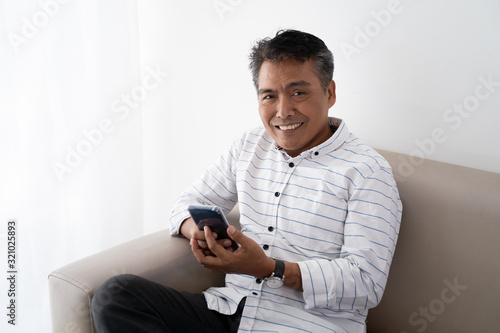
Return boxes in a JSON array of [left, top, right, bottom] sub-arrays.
[[91, 274, 245, 333]]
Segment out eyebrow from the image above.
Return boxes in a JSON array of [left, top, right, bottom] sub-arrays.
[[258, 80, 312, 95]]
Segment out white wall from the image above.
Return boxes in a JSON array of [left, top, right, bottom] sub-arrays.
[[139, 0, 500, 233]]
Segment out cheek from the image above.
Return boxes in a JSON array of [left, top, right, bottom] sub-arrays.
[[259, 107, 273, 125]]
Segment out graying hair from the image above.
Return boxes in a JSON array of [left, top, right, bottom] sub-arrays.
[[249, 29, 334, 92]]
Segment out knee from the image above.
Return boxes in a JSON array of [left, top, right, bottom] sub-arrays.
[[91, 274, 139, 320]]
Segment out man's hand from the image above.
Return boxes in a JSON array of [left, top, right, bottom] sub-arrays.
[[180, 217, 234, 256], [191, 225, 275, 279]]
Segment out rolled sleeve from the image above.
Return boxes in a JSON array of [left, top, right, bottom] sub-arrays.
[[298, 259, 336, 309], [298, 168, 402, 311], [168, 137, 242, 236]]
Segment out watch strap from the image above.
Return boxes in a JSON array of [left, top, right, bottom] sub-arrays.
[[273, 259, 285, 279]]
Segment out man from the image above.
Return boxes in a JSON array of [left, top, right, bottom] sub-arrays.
[[92, 29, 402, 333]]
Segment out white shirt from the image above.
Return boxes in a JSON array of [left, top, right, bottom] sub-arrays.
[[169, 118, 402, 332]]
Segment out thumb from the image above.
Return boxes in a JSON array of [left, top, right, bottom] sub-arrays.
[[227, 226, 246, 244]]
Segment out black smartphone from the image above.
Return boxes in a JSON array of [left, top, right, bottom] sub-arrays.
[[188, 205, 239, 250]]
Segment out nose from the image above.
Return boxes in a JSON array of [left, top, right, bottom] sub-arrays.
[[276, 96, 295, 119]]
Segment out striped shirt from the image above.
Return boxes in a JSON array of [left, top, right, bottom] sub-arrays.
[[169, 117, 402, 332]]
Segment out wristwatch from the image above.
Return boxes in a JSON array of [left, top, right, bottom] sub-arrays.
[[265, 259, 285, 288]]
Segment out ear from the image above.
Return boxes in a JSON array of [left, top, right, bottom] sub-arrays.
[[327, 80, 336, 108]]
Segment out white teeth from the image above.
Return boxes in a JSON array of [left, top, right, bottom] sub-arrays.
[[279, 123, 302, 130]]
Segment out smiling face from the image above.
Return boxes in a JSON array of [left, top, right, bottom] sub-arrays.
[[257, 59, 336, 157]]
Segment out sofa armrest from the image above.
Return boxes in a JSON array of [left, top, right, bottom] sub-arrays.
[[48, 230, 225, 333]]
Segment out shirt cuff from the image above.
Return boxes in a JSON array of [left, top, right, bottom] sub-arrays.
[[169, 211, 192, 236], [298, 260, 335, 310]]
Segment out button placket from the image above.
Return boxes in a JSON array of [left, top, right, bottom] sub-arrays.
[[269, 163, 287, 252], [267, 157, 298, 258]]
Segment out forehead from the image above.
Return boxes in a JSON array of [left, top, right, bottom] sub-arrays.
[[257, 59, 319, 90]]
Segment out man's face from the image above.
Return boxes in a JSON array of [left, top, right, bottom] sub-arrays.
[[257, 59, 336, 157]]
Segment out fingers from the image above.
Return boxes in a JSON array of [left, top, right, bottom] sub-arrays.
[[191, 227, 238, 274], [226, 226, 248, 247], [203, 249, 214, 256], [191, 228, 217, 249], [197, 238, 230, 249], [191, 238, 214, 262], [191, 227, 224, 259], [190, 236, 224, 273], [203, 226, 226, 257], [197, 240, 209, 248]]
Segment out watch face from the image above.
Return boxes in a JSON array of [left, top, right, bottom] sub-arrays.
[[266, 277, 284, 289]]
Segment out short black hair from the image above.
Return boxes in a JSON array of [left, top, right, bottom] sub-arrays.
[[249, 29, 334, 92]]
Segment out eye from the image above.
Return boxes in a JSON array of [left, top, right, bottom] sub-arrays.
[[293, 91, 305, 96], [262, 94, 275, 101]]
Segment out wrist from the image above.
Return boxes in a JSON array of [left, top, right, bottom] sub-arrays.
[[264, 259, 285, 289], [180, 217, 195, 239], [258, 257, 276, 280], [283, 262, 303, 292]]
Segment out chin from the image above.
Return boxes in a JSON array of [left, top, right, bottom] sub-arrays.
[[279, 143, 301, 153]]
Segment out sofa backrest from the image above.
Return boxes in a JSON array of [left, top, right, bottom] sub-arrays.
[[226, 149, 500, 332], [367, 150, 500, 332]]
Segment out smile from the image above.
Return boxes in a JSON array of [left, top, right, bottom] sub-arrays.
[[277, 123, 303, 131]]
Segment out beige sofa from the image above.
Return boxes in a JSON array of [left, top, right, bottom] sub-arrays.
[[48, 150, 500, 332]]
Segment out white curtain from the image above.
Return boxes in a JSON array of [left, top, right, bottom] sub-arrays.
[[0, 1, 146, 331]]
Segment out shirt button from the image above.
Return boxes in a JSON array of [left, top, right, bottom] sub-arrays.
[[252, 292, 258, 296], [268, 226, 274, 232], [314, 151, 319, 156], [289, 162, 295, 168], [263, 244, 269, 250], [256, 278, 262, 284], [274, 192, 280, 197]]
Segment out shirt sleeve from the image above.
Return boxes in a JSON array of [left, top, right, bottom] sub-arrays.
[[168, 136, 243, 236], [298, 168, 402, 310]]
